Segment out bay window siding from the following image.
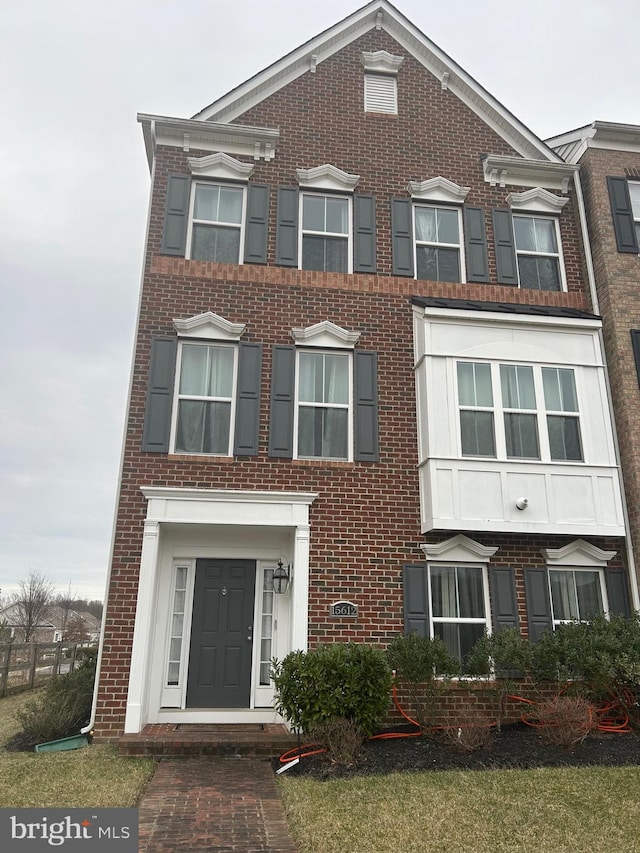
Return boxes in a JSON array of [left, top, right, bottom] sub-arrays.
[[160, 175, 269, 264], [141, 336, 262, 457], [412, 298, 625, 536]]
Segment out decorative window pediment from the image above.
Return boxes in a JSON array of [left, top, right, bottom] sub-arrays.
[[421, 534, 498, 563], [506, 187, 569, 215], [173, 312, 246, 341], [296, 164, 360, 192], [187, 152, 255, 181], [361, 50, 403, 75], [541, 539, 616, 568], [408, 176, 471, 204], [291, 320, 361, 349]]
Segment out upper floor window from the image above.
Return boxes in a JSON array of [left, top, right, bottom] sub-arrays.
[[513, 215, 562, 291], [189, 183, 245, 263], [173, 342, 237, 455], [295, 350, 351, 460], [301, 194, 351, 273], [414, 205, 462, 283], [457, 361, 583, 462]]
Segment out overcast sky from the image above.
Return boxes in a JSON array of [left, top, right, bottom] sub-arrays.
[[1, 0, 638, 603]]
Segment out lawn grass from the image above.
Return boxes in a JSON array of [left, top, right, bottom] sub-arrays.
[[279, 765, 640, 853], [0, 690, 155, 808]]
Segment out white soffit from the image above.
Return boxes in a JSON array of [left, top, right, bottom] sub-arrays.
[[188, 152, 255, 181], [173, 312, 246, 341], [421, 534, 498, 563], [483, 154, 578, 192], [541, 539, 617, 568], [408, 176, 470, 203], [296, 164, 360, 191], [191, 0, 558, 162], [506, 187, 569, 215], [291, 320, 361, 349]]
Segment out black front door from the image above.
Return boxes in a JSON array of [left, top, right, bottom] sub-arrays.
[[186, 559, 256, 708]]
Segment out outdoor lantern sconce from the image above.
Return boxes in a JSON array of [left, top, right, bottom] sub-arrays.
[[273, 559, 291, 595]]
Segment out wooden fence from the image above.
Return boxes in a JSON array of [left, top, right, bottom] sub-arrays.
[[0, 642, 88, 697]]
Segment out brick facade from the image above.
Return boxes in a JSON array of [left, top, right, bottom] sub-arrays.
[[94, 4, 631, 741]]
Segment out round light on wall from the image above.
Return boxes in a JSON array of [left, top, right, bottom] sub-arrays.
[[515, 497, 529, 511]]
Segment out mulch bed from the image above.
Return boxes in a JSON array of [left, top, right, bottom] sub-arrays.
[[273, 723, 640, 780]]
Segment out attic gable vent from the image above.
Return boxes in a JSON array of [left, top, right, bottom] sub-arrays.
[[364, 74, 397, 114]]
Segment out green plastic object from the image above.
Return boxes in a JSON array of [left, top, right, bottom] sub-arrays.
[[35, 735, 89, 753]]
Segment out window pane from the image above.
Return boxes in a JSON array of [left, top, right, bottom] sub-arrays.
[[437, 208, 459, 244], [175, 567, 188, 590], [575, 572, 603, 620], [176, 400, 231, 454], [218, 187, 243, 223], [558, 368, 578, 411], [431, 566, 456, 618], [550, 570, 579, 621], [326, 197, 349, 234], [433, 623, 484, 671], [167, 662, 180, 685], [194, 185, 220, 221], [460, 410, 496, 456], [171, 614, 184, 636], [543, 368, 578, 412], [542, 368, 561, 411], [299, 353, 348, 404], [547, 415, 582, 461], [504, 413, 540, 458], [169, 638, 182, 660], [500, 364, 535, 409], [629, 182, 640, 217], [533, 219, 557, 253], [457, 567, 485, 618], [302, 236, 347, 272], [299, 353, 323, 402], [518, 256, 560, 291], [192, 224, 241, 263], [180, 345, 208, 395], [207, 347, 234, 397], [324, 355, 349, 404], [414, 207, 437, 242], [298, 407, 348, 458], [302, 195, 326, 232], [514, 217, 536, 252], [457, 362, 492, 407], [416, 246, 460, 283]]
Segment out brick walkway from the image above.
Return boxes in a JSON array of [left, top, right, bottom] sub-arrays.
[[138, 757, 298, 852]]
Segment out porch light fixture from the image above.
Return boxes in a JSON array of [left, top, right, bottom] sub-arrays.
[[273, 559, 291, 595]]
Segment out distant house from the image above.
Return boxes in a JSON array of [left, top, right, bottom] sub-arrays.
[[0, 603, 101, 645], [94, 0, 635, 743]]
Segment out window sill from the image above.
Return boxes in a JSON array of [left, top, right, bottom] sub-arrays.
[[291, 458, 356, 469]]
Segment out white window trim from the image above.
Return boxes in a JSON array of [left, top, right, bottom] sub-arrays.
[[298, 192, 353, 274], [169, 339, 239, 457], [413, 203, 466, 284], [293, 348, 354, 462], [185, 180, 247, 263], [513, 213, 567, 293], [456, 360, 584, 464]]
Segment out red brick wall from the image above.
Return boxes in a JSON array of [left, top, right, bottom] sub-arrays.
[[95, 29, 604, 740]]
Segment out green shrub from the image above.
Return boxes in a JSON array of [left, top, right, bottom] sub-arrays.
[[16, 656, 96, 747], [467, 628, 533, 679], [386, 633, 458, 729], [272, 643, 392, 736]]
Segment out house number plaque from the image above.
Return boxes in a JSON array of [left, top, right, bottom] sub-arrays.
[[330, 601, 358, 618]]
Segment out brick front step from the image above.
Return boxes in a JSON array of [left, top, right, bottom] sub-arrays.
[[118, 723, 299, 758]]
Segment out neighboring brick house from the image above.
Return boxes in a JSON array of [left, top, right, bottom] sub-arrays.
[[94, 0, 635, 741], [548, 122, 640, 597]]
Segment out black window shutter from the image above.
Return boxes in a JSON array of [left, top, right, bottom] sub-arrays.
[[354, 194, 377, 273], [142, 337, 178, 452], [523, 568, 552, 642], [244, 184, 270, 264], [233, 342, 262, 456], [606, 569, 631, 618], [268, 345, 295, 457], [493, 209, 518, 285], [490, 567, 519, 631], [403, 564, 430, 637], [607, 177, 639, 254], [276, 187, 299, 267], [391, 198, 414, 277], [464, 205, 490, 283], [354, 350, 379, 462], [161, 175, 190, 256]]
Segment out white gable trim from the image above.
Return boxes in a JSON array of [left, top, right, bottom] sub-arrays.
[[291, 320, 361, 349], [506, 187, 569, 215], [361, 49, 403, 74], [187, 152, 255, 181], [541, 539, 617, 568], [173, 312, 246, 341], [296, 164, 360, 192], [408, 176, 470, 203], [421, 534, 498, 563], [192, 0, 558, 162]]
